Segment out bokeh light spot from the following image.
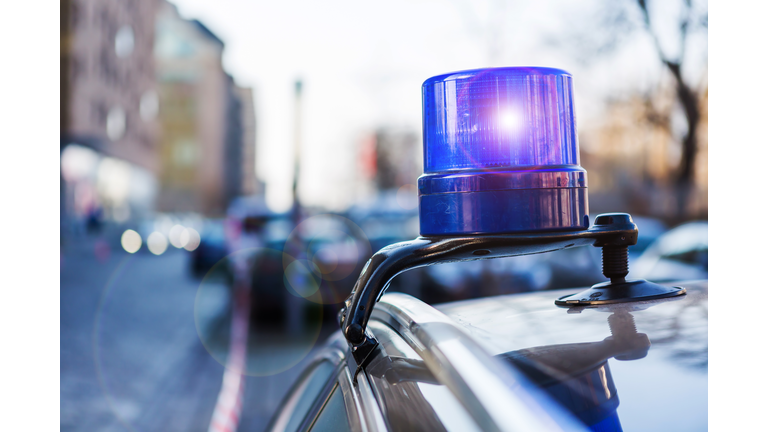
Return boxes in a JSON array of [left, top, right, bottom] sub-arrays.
[[120, 229, 142, 254], [147, 232, 168, 255], [179, 228, 190, 248], [184, 228, 201, 251], [169, 224, 185, 248]]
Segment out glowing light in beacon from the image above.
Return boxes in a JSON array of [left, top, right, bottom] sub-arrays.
[[183, 228, 201, 251], [499, 110, 522, 131], [420, 67, 587, 235], [120, 229, 142, 253], [147, 231, 168, 255]]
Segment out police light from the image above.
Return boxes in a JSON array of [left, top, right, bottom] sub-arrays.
[[340, 67, 685, 365], [419, 67, 588, 235]]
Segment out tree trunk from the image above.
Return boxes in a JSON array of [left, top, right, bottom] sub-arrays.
[[664, 61, 700, 218]]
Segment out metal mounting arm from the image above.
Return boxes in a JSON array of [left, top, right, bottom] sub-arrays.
[[339, 213, 677, 367]]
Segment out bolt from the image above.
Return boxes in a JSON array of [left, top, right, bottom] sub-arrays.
[[602, 245, 629, 283]]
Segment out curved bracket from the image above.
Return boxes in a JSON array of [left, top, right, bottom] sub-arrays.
[[339, 213, 640, 366]]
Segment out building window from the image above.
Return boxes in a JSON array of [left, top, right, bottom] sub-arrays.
[[173, 139, 198, 167], [140, 90, 159, 121], [115, 25, 135, 58], [107, 106, 126, 141]]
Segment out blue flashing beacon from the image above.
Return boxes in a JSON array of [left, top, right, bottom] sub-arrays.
[[419, 67, 589, 235]]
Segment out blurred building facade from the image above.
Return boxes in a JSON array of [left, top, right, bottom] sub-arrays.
[[60, 0, 160, 224], [224, 80, 262, 203], [154, 0, 259, 216], [61, 0, 260, 230]]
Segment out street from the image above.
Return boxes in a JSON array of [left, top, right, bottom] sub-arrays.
[[60, 234, 330, 432]]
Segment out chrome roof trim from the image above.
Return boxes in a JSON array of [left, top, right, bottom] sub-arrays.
[[356, 368, 389, 432], [371, 292, 588, 432], [338, 365, 365, 432]]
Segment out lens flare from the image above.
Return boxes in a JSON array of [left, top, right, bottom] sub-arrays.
[[312, 247, 338, 274], [194, 248, 324, 377], [120, 229, 142, 254], [284, 259, 321, 298], [282, 214, 371, 305], [147, 232, 168, 255]]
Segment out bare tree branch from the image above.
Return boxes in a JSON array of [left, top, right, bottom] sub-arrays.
[[554, 0, 706, 218], [634, 0, 702, 194]]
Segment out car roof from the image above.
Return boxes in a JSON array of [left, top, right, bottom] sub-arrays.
[[427, 280, 708, 431]]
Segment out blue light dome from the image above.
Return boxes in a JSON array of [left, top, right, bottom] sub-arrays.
[[418, 67, 589, 235]]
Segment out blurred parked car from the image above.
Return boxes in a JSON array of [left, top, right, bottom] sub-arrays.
[[248, 217, 294, 323], [629, 221, 708, 282], [347, 199, 427, 299], [347, 193, 419, 253], [248, 213, 371, 325], [190, 219, 227, 277], [225, 196, 279, 257], [627, 216, 668, 258]]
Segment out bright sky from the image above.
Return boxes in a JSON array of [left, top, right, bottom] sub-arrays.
[[170, 0, 707, 212]]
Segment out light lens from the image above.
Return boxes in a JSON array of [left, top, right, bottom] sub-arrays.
[[422, 67, 578, 173], [418, 67, 589, 235]]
